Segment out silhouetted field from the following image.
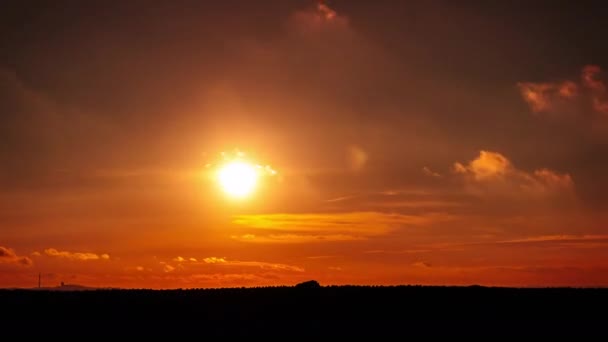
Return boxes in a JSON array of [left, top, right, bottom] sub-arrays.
[[2, 285, 607, 337]]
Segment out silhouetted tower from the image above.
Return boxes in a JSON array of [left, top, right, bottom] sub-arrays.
[[38, 273, 41, 288]]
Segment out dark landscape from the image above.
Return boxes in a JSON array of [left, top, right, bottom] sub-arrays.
[[3, 284, 607, 337]]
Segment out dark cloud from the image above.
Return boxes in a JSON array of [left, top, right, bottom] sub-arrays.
[[0, 246, 32, 267]]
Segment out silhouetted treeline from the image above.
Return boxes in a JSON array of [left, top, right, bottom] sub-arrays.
[[2, 285, 607, 337]]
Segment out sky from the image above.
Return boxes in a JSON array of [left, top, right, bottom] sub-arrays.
[[1, 0, 608, 288]]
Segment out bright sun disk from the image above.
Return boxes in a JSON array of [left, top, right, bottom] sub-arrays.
[[217, 161, 258, 198]]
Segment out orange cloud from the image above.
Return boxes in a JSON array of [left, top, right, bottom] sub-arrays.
[[0, 246, 33, 266], [44, 248, 110, 261], [291, 0, 349, 32], [517, 82, 558, 113], [317, 1, 337, 20], [582, 65, 608, 114], [203, 257, 227, 264], [422, 166, 441, 178], [202, 257, 304, 272], [496, 234, 608, 246], [162, 264, 175, 273], [454, 150, 511, 180], [231, 211, 447, 243], [347, 145, 368, 171], [558, 81, 578, 99], [582, 65, 606, 92], [454, 150, 573, 196], [518, 65, 608, 115]]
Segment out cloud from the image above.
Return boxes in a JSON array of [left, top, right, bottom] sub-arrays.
[[317, 1, 337, 20], [582, 65, 608, 114], [290, 0, 349, 33], [453, 150, 573, 197], [518, 82, 563, 113], [494, 234, 608, 248], [347, 145, 368, 171], [422, 166, 441, 178], [202, 257, 304, 272], [518, 65, 607, 115], [44, 248, 110, 261], [203, 257, 227, 264], [163, 264, 175, 273], [582, 65, 606, 92], [231, 211, 447, 243], [412, 261, 432, 268], [453, 150, 511, 180], [0, 246, 33, 266]]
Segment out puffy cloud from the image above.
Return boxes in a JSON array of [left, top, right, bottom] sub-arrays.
[[163, 264, 175, 273], [203, 257, 227, 264], [517, 82, 560, 113], [412, 261, 432, 268], [44, 248, 110, 261], [518, 65, 607, 115], [172, 256, 199, 263], [453, 150, 573, 196], [0, 246, 33, 266], [582, 65, 606, 92], [454, 151, 511, 180], [558, 81, 578, 99]]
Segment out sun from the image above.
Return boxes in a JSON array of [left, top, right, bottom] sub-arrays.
[[217, 161, 258, 198]]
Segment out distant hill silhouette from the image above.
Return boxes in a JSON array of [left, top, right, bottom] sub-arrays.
[[29, 282, 114, 291], [295, 280, 321, 288]]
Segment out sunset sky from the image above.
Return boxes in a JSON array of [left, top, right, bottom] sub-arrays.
[[2, 0, 608, 288]]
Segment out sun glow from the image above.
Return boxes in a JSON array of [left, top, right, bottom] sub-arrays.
[[217, 161, 259, 198]]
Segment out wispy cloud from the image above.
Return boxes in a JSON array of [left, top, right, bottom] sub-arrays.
[[232, 211, 446, 243], [494, 234, 608, 247], [202, 257, 304, 272], [44, 248, 110, 261], [422, 166, 442, 178], [0, 246, 33, 266]]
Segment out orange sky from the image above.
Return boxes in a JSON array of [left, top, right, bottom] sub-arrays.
[[1, 1, 608, 288]]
